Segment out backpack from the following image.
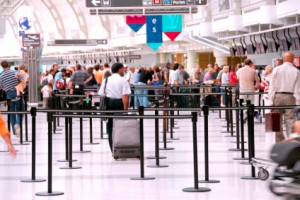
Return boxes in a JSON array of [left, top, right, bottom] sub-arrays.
[[41, 78, 48, 87]]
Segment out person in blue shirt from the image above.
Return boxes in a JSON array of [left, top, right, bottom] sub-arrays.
[[53, 68, 66, 91], [133, 67, 142, 108]]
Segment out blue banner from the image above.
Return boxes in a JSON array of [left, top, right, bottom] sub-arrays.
[[162, 15, 182, 32], [146, 15, 162, 46]]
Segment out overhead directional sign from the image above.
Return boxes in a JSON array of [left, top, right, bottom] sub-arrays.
[[54, 39, 107, 46], [22, 34, 40, 48], [86, 0, 207, 7], [125, 55, 142, 60]]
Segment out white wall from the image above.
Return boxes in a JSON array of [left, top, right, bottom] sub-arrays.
[[131, 54, 159, 67]]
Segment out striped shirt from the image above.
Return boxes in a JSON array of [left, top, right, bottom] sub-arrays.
[[0, 70, 23, 92]]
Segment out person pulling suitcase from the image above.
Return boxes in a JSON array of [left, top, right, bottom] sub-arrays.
[[98, 63, 131, 152]]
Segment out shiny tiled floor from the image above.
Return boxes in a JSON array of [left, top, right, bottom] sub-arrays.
[[0, 111, 282, 200]]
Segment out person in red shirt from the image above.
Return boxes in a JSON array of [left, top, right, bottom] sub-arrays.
[[230, 65, 239, 84]]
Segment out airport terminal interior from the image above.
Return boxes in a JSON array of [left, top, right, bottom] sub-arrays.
[[0, 0, 300, 199]]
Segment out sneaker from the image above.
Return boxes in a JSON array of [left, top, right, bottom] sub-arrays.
[[14, 124, 20, 138]]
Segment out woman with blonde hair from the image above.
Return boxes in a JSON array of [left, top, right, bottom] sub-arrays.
[[261, 65, 273, 108]]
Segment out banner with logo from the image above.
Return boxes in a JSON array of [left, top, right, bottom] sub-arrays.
[[146, 15, 162, 51], [126, 15, 146, 32], [162, 15, 182, 41]]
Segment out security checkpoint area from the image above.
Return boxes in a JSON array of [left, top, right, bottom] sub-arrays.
[[0, 0, 300, 200]]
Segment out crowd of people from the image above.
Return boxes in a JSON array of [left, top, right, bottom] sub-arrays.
[[0, 51, 299, 157]]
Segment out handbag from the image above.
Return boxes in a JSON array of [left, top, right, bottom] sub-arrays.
[[265, 112, 281, 132], [99, 78, 108, 110]]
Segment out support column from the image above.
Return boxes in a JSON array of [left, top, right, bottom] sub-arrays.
[[160, 53, 167, 64], [187, 51, 199, 74], [214, 49, 228, 66]]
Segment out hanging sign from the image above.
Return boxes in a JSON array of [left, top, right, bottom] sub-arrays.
[[146, 15, 162, 51], [162, 15, 182, 41], [126, 15, 146, 32]]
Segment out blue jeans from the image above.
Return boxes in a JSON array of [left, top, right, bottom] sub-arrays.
[[137, 82, 148, 108], [6, 90, 21, 134]]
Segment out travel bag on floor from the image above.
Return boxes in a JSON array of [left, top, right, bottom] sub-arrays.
[[113, 119, 140, 159]]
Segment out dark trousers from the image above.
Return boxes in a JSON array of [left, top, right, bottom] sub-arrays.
[[107, 98, 124, 152]]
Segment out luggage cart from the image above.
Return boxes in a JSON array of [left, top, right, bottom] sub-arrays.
[[251, 157, 277, 180]]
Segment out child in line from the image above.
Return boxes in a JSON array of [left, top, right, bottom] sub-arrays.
[[0, 114, 16, 157], [41, 83, 53, 109]]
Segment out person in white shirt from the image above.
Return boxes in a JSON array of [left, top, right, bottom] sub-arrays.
[[98, 63, 131, 152], [41, 82, 53, 109], [47, 69, 55, 84], [126, 66, 135, 107], [268, 52, 300, 142]]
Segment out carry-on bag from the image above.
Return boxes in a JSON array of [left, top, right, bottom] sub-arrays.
[[265, 112, 281, 132], [113, 119, 140, 159]]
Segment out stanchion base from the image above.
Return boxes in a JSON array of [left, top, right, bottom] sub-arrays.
[[221, 131, 235, 133], [198, 180, 220, 183], [222, 126, 235, 128], [21, 178, 46, 183], [54, 129, 63, 131], [241, 176, 259, 180], [95, 137, 108, 140], [147, 165, 169, 168], [230, 141, 247, 144], [173, 127, 180, 129], [240, 161, 251, 165], [13, 143, 30, 146], [224, 135, 236, 138], [53, 132, 62, 134], [168, 138, 180, 141], [60, 166, 82, 170], [233, 157, 249, 161], [147, 156, 167, 159], [159, 141, 172, 143], [159, 147, 175, 150], [24, 140, 32, 143], [229, 148, 248, 152], [130, 177, 155, 180], [36, 191, 64, 196], [84, 142, 100, 145], [182, 187, 211, 193], [73, 150, 91, 153], [57, 159, 77, 162]]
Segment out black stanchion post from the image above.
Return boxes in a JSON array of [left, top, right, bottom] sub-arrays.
[[233, 99, 248, 161], [225, 89, 235, 138], [199, 106, 220, 183], [183, 112, 211, 192], [160, 93, 174, 150], [24, 95, 29, 142], [169, 94, 179, 140], [241, 104, 258, 180], [229, 94, 242, 151], [60, 117, 81, 170], [147, 101, 168, 167], [7, 99, 11, 132], [21, 107, 46, 183], [131, 106, 155, 180], [221, 88, 230, 133], [36, 112, 64, 196], [74, 115, 91, 153], [14, 96, 29, 146], [85, 114, 99, 145], [57, 116, 77, 163]]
